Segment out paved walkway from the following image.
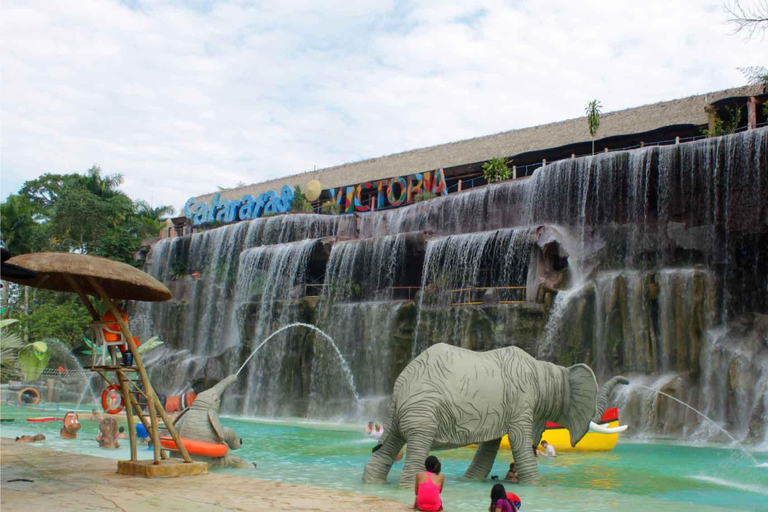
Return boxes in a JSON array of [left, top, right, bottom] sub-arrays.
[[1, 438, 408, 511]]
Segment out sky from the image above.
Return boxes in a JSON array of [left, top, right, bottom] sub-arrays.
[[2, 0, 767, 213]]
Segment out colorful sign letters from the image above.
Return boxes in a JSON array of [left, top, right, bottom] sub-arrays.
[[184, 185, 294, 226], [328, 169, 448, 213]]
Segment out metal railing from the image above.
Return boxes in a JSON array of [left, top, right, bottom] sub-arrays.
[[391, 286, 421, 301], [449, 286, 526, 306]]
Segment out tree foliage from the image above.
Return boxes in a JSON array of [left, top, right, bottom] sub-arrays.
[[291, 186, 314, 213], [726, 1, 768, 39], [1, 165, 173, 349]]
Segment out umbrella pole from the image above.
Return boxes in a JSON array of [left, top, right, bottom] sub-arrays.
[[87, 277, 193, 464]]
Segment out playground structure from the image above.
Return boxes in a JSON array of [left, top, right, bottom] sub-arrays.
[[3, 252, 206, 477]]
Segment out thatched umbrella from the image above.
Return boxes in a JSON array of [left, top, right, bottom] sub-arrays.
[[1, 248, 37, 281], [2, 252, 171, 302], [1, 252, 191, 466]]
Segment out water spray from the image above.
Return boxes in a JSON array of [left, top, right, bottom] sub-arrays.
[[236, 322, 359, 401], [636, 384, 761, 466]]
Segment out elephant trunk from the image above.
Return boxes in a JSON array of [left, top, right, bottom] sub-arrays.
[[593, 376, 629, 422], [211, 374, 238, 397]]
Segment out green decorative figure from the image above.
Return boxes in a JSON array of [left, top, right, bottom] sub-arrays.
[[362, 343, 627, 486]]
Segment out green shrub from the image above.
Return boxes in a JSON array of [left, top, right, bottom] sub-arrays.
[[482, 157, 511, 183], [320, 201, 342, 215], [291, 186, 314, 213], [412, 192, 436, 203]]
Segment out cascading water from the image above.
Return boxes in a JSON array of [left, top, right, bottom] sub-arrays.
[[134, 129, 768, 440], [314, 234, 413, 419], [413, 227, 536, 355], [235, 239, 321, 416]]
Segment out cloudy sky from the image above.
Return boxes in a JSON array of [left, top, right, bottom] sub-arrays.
[[2, 0, 766, 212]]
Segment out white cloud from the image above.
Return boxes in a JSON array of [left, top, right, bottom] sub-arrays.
[[2, 0, 766, 212]]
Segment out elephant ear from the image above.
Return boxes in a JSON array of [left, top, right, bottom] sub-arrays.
[[565, 364, 598, 447]]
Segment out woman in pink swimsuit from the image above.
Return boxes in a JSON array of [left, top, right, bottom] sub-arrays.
[[414, 455, 445, 511]]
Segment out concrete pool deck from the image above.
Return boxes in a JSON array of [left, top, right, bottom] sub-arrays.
[[0, 438, 408, 511]]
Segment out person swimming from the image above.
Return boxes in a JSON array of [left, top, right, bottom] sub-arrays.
[[414, 455, 444, 511]]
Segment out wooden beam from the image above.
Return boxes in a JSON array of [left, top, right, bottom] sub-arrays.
[[63, 275, 100, 321], [116, 371, 138, 461]]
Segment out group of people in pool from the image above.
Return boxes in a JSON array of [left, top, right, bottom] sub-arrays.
[[365, 420, 386, 439], [414, 455, 523, 512]]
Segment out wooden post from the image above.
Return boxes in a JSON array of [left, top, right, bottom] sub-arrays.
[[370, 197, 375, 211], [747, 97, 758, 130], [571, 154, 575, 159], [86, 277, 193, 463], [512, 166, 517, 180], [458, 179, 462, 192], [542, 158, 547, 166], [63, 275, 100, 321], [675, 136, 680, 144], [117, 371, 138, 461]]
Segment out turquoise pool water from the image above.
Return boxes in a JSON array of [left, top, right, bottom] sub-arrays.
[[2, 404, 767, 511]]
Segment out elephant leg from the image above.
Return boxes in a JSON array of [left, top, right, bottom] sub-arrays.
[[398, 429, 436, 487], [508, 412, 538, 484], [464, 438, 501, 480], [362, 429, 406, 484], [531, 418, 546, 448]]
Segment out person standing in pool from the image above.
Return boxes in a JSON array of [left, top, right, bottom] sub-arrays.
[[489, 483, 518, 512], [414, 455, 444, 511], [365, 421, 374, 434], [540, 440, 556, 457]]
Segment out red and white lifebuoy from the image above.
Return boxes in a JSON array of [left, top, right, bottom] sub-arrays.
[[101, 384, 124, 415]]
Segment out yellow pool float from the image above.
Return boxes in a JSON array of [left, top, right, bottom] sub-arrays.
[[500, 407, 626, 452]]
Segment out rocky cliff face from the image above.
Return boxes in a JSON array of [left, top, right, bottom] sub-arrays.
[[134, 128, 768, 443]]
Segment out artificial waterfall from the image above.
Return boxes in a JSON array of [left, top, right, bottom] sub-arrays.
[[134, 128, 767, 443]]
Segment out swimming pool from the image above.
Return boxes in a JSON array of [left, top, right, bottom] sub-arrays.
[[2, 405, 766, 511]]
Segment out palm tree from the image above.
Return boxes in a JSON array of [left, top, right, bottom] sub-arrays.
[[83, 165, 126, 199], [585, 100, 602, 155], [135, 200, 175, 237]]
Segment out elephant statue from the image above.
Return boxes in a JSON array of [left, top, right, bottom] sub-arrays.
[[97, 417, 119, 448], [362, 343, 627, 486], [172, 374, 253, 469]]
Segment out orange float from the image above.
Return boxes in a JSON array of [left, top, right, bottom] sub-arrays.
[[160, 436, 228, 458]]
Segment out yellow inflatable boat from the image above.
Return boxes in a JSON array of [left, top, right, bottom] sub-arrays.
[[500, 407, 627, 452]]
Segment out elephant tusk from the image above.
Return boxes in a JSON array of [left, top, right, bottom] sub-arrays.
[[588, 421, 628, 434]]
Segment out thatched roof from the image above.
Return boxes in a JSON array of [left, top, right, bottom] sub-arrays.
[[2, 252, 172, 302], [196, 85, 762, 203]]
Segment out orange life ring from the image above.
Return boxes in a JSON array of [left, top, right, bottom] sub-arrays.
[[18, 387, 41, 404], [159, 436, 228, 457], [101, 384, 124, 415]]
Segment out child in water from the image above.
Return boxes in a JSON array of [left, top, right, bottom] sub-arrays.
[[489, 483, 520, 512]]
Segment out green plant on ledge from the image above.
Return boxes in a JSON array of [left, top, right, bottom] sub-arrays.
[[703, 105, 743, 137], [413, 192, 436, 203], [291, 186, 314, 213], [320, 201, 342, 215], [482, 157, 511, 183]]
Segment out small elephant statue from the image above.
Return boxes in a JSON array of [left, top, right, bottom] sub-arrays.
[[97, 417, 120, 448], [363, 343, 627, 486], [173, 374, 253, 469]]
